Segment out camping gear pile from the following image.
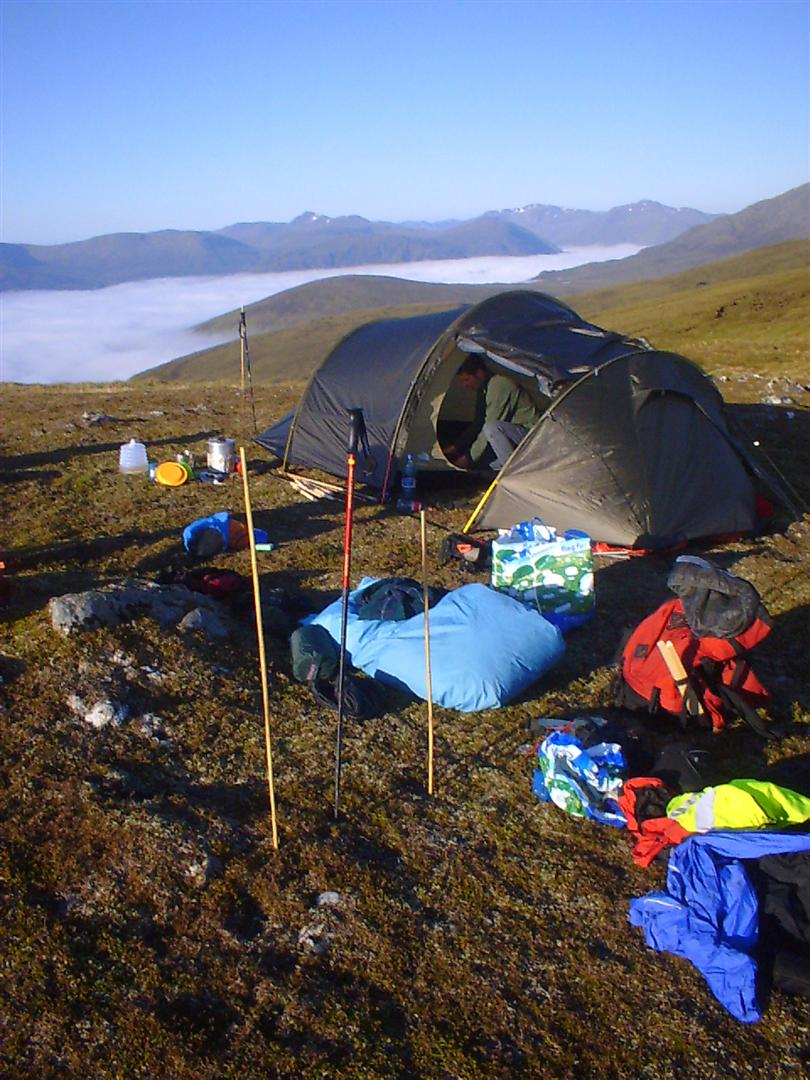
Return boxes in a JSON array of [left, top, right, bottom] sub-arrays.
[[520, 558, 809, 1024], [276, 487, 808, 1022], [118, 436, 240, 487]]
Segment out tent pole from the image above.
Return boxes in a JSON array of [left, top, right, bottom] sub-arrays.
[[463, 474, 501, 534], [420, 510, 435, 796], [239, 446, 279, 849]]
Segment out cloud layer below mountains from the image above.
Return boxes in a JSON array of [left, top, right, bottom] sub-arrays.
[[1, 245, 640, 384]]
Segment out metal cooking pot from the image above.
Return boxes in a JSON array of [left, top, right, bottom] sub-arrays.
[[207, 438, 236, 473]]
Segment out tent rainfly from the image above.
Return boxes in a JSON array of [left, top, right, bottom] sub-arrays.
[[257, 290, 761, 549]]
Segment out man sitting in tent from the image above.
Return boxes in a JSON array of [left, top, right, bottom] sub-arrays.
[[445, 355, 542, 470]]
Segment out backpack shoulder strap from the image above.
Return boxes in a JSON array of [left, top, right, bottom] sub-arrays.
[[714, 683, 779, 740]]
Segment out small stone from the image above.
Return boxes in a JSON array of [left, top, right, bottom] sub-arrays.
[[186, 862, 208, 888], [140, 665, 166, 683], [135, 713, 169, 740], [68, 695, 128, 729], [185, 854, 223, 887], [178, 607, 230, 640], [315, 891, 342, 909], [298, 925, 329, 955], [81, 412, 115, 426]]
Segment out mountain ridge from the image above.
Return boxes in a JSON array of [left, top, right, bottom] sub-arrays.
[[486, 199, 715, 246], [530, 183, 810, 293], [1, 197, 716, 292]]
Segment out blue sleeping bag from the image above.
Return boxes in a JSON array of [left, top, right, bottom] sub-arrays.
[[306, 577, 565, 712]]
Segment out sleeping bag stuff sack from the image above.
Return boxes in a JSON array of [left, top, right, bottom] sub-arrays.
[[306, 578, 565, 712]]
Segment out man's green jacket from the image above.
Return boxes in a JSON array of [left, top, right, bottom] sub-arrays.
[[466, 374, 541, 464]]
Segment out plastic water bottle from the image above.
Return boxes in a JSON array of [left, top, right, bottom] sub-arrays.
[[401, 452, 417, 497], [119, 438, 148, 475]]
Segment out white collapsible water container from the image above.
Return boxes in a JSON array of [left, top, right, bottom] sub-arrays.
[[119, 438, 149, 474]]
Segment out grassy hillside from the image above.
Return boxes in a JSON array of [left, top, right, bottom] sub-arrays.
[[196, 275, 499, 337], [2, 379, 809, 1077], [578, 240, 810, 382], [137, 302, 466, 385], [139, 240, 810, 386]]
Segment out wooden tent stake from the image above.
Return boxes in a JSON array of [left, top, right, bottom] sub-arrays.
[[240, 446, 279, 848], [420, 510, 435, 795], [656, 640, 706, 720]]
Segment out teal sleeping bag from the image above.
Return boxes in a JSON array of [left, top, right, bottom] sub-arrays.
[[307, 578, 565, 711]]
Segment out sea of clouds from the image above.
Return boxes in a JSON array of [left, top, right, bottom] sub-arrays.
[[0, 245, 641, 384]]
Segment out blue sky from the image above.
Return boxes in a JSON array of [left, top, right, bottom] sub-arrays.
[[2, 0, 808, 244]]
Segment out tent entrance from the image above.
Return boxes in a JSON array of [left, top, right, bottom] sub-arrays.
[[398, 341, 551, 472], [395, 342, 473, 471]]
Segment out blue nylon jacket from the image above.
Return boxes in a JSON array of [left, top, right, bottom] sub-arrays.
[[629, 830, 810, 1022]]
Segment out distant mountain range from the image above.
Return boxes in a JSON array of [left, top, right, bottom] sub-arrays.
[[193, 184, 809, 339], [487, 200, 715, 247], [0, 199, 716, 292], [531, 183, 810, 293]]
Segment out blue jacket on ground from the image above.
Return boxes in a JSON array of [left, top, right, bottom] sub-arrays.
[[629, 830, 810, 1022]]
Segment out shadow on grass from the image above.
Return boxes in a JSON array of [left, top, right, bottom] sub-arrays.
[[0, 468, 63, 484], [10, 526, 179, 574], [0, 429, 218, 473], [727, 401, 810, 510]]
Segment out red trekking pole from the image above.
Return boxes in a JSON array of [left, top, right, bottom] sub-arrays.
[[334, 408, 367, 819]]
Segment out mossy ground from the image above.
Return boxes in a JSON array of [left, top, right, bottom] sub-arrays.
[[1, 375, 809, 1079]]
